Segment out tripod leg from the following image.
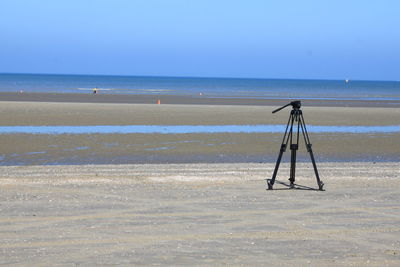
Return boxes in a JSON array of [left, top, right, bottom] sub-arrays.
[[268, 114, 293, 190], [288, 113, 300, 188], [299, 114, 324, 190], [289, 144, 298, 188], [268, 144, 286, 190], [308, 145, 324, 190]]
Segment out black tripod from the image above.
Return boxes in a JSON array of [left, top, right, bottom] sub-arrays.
[[267, 101, 324, 190]]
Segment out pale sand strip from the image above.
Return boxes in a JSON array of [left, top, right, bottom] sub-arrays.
[[1, 101, 400, 126], [0, 162, 399, 184], [1, 163, 399, 265]]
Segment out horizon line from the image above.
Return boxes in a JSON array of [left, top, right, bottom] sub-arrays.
[[1, 72, 399, 83]]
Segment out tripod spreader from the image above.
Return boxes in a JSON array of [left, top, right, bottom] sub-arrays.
[[268, 101, 324, 191]]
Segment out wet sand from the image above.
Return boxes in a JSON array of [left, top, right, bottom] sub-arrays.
[[0, 101, 399, 164], [0, 132, 399, 165], [1, 162, 400, 265]]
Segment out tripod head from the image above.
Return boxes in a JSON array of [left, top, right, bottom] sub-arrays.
[[272, 101, 301, 114]]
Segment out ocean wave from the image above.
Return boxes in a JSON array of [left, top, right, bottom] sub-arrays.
[[75, 88, 175, 92]]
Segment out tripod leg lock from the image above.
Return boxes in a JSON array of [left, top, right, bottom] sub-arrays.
[[306, 144, 312, 152], [290, 144, 298, 150], [280, 144, 287, 152]]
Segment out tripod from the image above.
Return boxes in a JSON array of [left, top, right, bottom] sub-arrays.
[[267, 101, 324, 190]]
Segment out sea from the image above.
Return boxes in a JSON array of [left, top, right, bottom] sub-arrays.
[[1, 73, 400, 101]]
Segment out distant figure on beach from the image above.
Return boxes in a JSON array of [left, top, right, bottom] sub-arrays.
[[92, 87, 98, 94]]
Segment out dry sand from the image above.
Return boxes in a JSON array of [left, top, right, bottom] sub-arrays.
[[1, 162, 400, 266]]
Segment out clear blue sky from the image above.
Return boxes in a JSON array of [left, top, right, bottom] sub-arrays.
[[0, 0, 399, 80]]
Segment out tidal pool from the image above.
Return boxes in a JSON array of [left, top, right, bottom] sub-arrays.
[[0, 125, 399, 134]]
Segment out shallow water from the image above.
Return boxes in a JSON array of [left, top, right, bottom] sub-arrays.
[[1, 73, 400, 100], [0, 125, 399, 134]]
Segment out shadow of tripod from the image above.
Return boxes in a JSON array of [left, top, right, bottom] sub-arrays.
[[267, 101, 324, 191]]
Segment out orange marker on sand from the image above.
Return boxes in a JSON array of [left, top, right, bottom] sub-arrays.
[[157, 99, 161, 104]]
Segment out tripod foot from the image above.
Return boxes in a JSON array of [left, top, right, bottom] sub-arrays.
[[267, 180, 274, 190], [318, 181, 324, 191], [288, 178, 295, 189]]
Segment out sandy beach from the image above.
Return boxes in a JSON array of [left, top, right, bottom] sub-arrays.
[[0, 95, 399, 265], [1, 162, 400, 265]]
